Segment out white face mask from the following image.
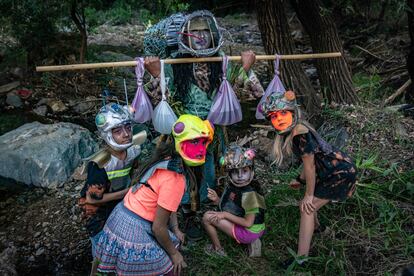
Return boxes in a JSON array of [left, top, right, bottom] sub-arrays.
[[230, 167, 254, 187], [188, 30, 212, 50]]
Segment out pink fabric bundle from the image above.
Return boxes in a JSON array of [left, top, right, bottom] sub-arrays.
[[255, 55, 286, 119], [207, 56, 242, 125], [131, 57, 153, 123]]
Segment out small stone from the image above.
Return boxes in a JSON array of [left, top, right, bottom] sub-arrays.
[[35, 248, 45, 256], [28, 256, 35, 262], [61, 247, 68, 253], [33, 105, 48, 116], [48, 100, 67, 113], [6, 92, 22, 107], [42, 222, 50, 227], [11, 67, 25, 79]]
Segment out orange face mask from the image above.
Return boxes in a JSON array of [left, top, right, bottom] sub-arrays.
[[270, 110, 293, 131]]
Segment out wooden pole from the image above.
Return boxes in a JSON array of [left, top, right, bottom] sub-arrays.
[[36, 52, 342, 72]]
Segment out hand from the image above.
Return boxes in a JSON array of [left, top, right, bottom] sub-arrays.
[[84, 184, 105, 205], [170, 251, 187, 275], [173, 228, 185, 244], [289, 179, 301, 190], [241, 50, 256, 72], [78, 198, 99, 218], [206, 211, 226, 224], [144, 56, 161, 78], [300, 194, 315, 215], [207, 188, 219, 204]]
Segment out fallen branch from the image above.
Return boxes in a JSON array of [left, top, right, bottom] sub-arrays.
[[0, 81, 20, 94], [354, 45, 385, 61], [384, 79, 412, 105]]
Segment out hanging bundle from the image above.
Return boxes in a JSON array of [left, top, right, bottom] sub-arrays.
[[131, 57, 154, 123], [256, 55, 286, 119], [152, 60, 178, 134], [207, 56, 242, 125]]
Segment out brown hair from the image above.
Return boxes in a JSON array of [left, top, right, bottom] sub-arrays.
[[271, 109, 316, 166]]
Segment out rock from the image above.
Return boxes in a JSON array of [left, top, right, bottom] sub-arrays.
[[35, 247, 45, 256], [0, 246, 17, 275], [6, 92, 22, 108], [0, 122, 98, 188], [10, 67, 25, 79], [48, 100, 67, 113], [33, 105, 48, 116], [0, 81, 20, 94], [28, 256, 35, 262], [72, 97, 97, 114], [34, 232, 41, 238], [36, 98, 50, 106]]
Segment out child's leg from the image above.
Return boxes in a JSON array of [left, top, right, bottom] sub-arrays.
[[314, 211, 320, 229], [202, 213, 235, 249], [203, 212, 222, 249], [90, 258, 99, 276], [297, 197, 329, 256]]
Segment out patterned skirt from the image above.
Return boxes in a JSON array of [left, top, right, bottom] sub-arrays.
[[94, 202, 179, 276]]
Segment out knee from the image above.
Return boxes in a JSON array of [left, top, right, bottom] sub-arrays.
[[202, 213, 212, 225], [299, 207, 314, 217]]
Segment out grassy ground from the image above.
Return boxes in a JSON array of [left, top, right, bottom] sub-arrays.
[[183, 163, 413, 275], [182, 102, 414, 275]]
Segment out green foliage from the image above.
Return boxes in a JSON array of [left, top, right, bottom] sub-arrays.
[[352, 72, 383, 102], [85, 0, 190, 28], [0, 0, 69, 64], [85, 0, 134, 27]]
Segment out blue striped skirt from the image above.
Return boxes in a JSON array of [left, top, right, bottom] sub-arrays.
[[94, 202, 179, 276]]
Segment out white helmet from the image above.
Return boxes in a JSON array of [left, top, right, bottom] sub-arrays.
[[95, 103, 133, 151]]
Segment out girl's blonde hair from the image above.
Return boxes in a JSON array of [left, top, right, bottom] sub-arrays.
[[271, 109, 315, 166]]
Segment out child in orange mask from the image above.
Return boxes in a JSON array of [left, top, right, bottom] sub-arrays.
[[260, 91, 357, 269]]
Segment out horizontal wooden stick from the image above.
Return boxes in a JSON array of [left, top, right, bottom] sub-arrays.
[[36, 52, 342, 72]]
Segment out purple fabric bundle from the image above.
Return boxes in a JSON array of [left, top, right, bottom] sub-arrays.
[[256, 56, 286, 119], [207, 56, 242, 125], [131, 57, 153, 123]]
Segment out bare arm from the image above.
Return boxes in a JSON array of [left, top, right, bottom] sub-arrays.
[[169, 212, 185, 243], [86, 188, 129, 205], [301, 153, 317, 214], [153, 206, 186, 275], [302, 153, 316, 196], [207, 188, 220, 205], [223, 212, 255, 228]]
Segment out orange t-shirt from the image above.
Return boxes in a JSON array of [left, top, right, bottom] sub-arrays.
[[124, 168, 186, 222]]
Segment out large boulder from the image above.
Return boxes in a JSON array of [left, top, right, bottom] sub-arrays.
[[0, 122, 98, 188]]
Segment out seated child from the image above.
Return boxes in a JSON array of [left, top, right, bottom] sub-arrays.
[[78, 103, 142, 276], [202, 144, 266, 257]]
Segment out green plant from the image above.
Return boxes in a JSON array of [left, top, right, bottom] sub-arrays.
[[352, 72, 382, 102]]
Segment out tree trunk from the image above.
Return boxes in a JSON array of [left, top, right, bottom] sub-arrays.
[[70, 0, 87, 63], [255, 0, 321, 118], [291, 0, 358, 104], [406, 0, 414, 104]]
